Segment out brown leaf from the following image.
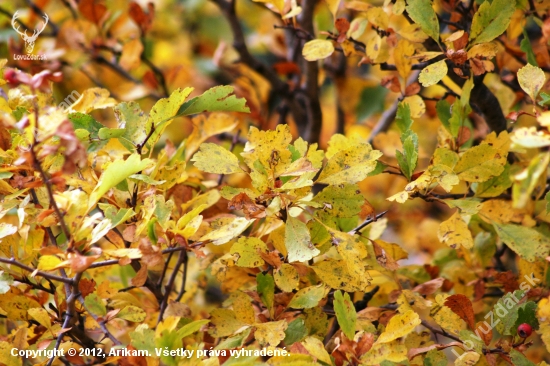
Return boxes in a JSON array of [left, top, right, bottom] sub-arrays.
[[473, 279, 486, 302], [408, 342, 465, 361], [453, 31, 469, 50], [129, 2, 155, 35], [494, 271, 519, 293], [273, 61, 300, 76], [444, 294, 475, 330], [78, 0, 108, 25], [404, 82, 421, 96], [355, 332, 374, 356], [78, 278, 96, 299], [413, 277, 445, 296], [258, 251, 282, 269], [228, 192, 266, 220], [131, 264, 148, 287], [457, 126, 471, 146], [139, 239, 164, 269], [447, 49, 467, 65], [68, 248, 101, 273], [475, 321, 492, 346], [117, 345, 147, 366], [381, 75, 401, 93]]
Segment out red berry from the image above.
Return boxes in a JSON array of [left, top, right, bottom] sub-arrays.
[[517, 323, 532, 338], [3, 69, 19, 86]]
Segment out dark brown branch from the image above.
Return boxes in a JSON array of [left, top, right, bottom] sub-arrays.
[[299, 0, 323, 144], [157, 250, 186, 323], [421, 320, 462, 343], [141, 54, 169, 98], [0, 257, 73, 284], [349, 210, 389, 235], [175, 250, 188, 302], [77, 295, 121, 346]]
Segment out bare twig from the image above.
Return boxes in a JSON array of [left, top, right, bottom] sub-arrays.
[[349, 210, 389, 235], [157, 250, 186, 323], [77, 295, 121, 346], [0, 257, 73, 284]]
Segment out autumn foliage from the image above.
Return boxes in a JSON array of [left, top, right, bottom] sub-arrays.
[[2, 0, 550, 365]]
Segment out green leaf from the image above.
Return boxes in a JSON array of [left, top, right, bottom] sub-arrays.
[[469, 0, 516, 45], [312, 184, 364, 218], [177, 319, 210, 338], [492, 222, 550, 262], [317, 143, 382, 185], [396, 134, 418, 181], [68, 112, 103, 138], [288, 285, 328, 309], [98, 127, 125, 140], [0, 272, 13, 294], [514, 301, 539, 331], [88, 154, 153, 211], [257, 273, 275, 316], [191, 143, 242, 174], [510, 350, 536, 366], [283, 318, 308, 346], [395, 102, 413, 134], [520, 29, 538, 66], [538, 91, 550, 106], [333, 290, 356, 340], [130, 327, 156, 354], [406, 0, 440, 44], [512, 152, 550, 209], [84, 293, 106, 316], [423, 349, 448, 366], [117, 306, 146, 322], [285, 216, 319, 263], [418, 60, 448, 87], [114, 101, 151, 152], [436, 99, 451, 132], [178, 85, 250, 116]]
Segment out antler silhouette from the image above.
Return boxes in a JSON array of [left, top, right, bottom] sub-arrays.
[[11, 11, 48, 53]]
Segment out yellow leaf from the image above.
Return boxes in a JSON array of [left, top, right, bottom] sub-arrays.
[[394, 39, 415, 81], [375, 310, 421, 344], [274, 263, 299, 292], [418, 60, 448, 87], [467, 42, 499, 59], [185, 113, 240, 160], [231, 291, 256, 324], [70, 88, 116, 113], [191, 143, 242, 174], [301, 336, 332, 365], [302, 39, 335, 62], [37, 255, 63, 271], [366, 7, 389, 30], [517, 64, 546, 103], [325, 0, 341, 18], [28, 308, 52, 334], [200, 217, 253, 245], [437, 211, 473, 249], [455, 351, 480, 366], [402, 95, 426, 118], [361, 340, 408, 365], [254, 320, 287, 346]]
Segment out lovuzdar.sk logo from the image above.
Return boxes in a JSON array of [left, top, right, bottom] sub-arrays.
[[11, 10, 48, 60]]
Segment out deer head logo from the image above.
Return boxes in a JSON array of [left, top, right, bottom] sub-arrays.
[[11, 11, 48, 54]]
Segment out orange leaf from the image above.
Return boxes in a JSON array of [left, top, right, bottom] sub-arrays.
[[444, 294, 475, 330]]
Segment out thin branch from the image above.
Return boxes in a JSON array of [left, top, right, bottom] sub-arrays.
[[421, 320, 462, 343], [77, 295, 121, 346], [175, 251, 188, 302], [157, 250, 186, 323], [25, 0, 59, 35], [141, 54, 169, 97], [349, 210, 389, 235], [0, 257, 73, 284], [47, 272, 82, 366]]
